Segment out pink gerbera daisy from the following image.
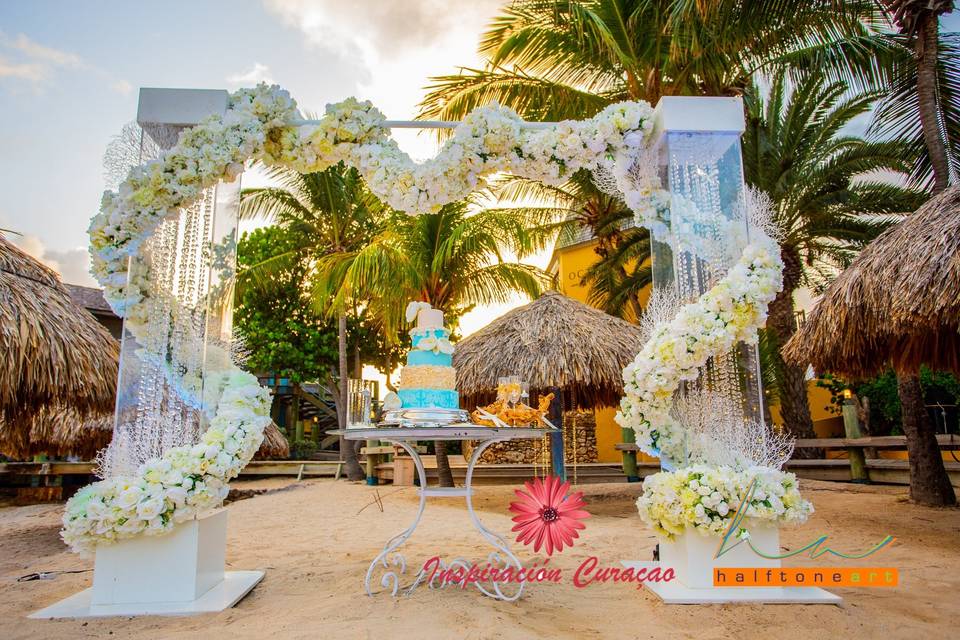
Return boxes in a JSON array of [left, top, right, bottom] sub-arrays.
[[509, 475, 590, 556]]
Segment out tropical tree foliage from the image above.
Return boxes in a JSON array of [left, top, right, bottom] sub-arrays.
[[742, 69, 925, 442], [419, 1, 949, 449], [240, 164, 391, 481], [419, 0, 886, 120], [311, 199, 554, 486], [235, 226, 338, 383], [487, 172, 651, 319]]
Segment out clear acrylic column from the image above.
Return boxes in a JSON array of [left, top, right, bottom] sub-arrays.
[[649, 97, 765, 467], [100, 89, 239, 478]]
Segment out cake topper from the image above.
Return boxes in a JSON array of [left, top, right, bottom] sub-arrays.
[[405, 300, 433, 323]]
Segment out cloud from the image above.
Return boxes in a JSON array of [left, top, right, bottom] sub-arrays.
[[264, 0, 499, 57], [0, 31, 130, 96], [110, 79, 133, 95], [266, 0, 492, 54], [5, 32, 83, 68], [227, 62, 274, 87], [262, 0, 502, 158], [0, 55, 46, 82], [14, 235, 97, 287], [0, 32, 82, 88]]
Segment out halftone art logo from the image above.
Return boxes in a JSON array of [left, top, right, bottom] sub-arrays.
[[713, 476, 898, 588], [508, 475, 590, 556]]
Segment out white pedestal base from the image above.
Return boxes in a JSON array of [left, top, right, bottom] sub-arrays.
[[620, 525, 841, 605], [661, 525, 781, 589], [620, 560, 841, 605], [29, 571, 264, 618], [30, 509, 264, 619]]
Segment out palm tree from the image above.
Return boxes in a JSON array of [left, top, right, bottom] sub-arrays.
[[488, 172, 651, 320], [240, 164, 388, 481], [419, 0, 884, 119], [875, 1, 957, 507], [742, 70, 925, 442], [418, 0, 887, 334], [875, 1, 957, 192], [313, 200, 553, 486]]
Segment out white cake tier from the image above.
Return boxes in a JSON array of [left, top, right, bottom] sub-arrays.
[[417, 308, 444, 330]]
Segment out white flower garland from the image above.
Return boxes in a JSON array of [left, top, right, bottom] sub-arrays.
[[66, 84, 657, 553], [637, 464, 813, 540], [615, 238, 783, 462]]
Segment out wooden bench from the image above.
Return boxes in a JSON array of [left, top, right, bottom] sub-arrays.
[[794, 434, 960, 449], [614, 436, 960, 487]]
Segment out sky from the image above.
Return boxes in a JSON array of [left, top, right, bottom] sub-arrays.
[[1, 3, 958, 336], [0, 1, 503, 285]]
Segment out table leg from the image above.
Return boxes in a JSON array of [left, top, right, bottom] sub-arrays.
[[364, 440, 427, 596], [463, 437, 525, 602]]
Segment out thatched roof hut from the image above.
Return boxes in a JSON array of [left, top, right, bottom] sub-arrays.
[[0, 234, 119, 458], [454, 290, 645, 408], [783, 187, 960, 377], [0, 407, 115, 460]]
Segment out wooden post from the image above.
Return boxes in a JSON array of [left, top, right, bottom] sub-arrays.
[[366, 438, 378, 485], [842, 398, 870, 483], [620, 427, 640, 482], [547, 387, 566, 481]]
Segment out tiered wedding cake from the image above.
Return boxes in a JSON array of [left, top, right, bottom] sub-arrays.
[[398, 302, 459, 410]]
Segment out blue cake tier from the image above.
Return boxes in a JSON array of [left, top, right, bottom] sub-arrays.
[[411, 328, 450, 349], [406, 350, 453, 367], [398, 388, 460, 410]]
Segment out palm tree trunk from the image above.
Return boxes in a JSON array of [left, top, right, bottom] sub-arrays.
[[915, 12, 951, 195], [338, 312, 364, 481], [897, 372, 956, 506], [768, 250, 816, 449]]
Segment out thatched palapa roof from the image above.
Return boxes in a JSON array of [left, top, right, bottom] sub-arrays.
[[783, 187, 960, 377], [1, 407, 115, 460], [454, 290, 645, 408], [0, 234, 119, 458]]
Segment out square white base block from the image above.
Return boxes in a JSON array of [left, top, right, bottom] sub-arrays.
[[30, 510, 264, 618], [661, 525, 781, 589], [621, 526, 840, 605]]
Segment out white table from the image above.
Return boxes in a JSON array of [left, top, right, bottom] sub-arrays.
[[332, 425, 553, 601]]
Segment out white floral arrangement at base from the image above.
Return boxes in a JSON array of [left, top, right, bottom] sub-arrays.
[[62, 370, 271, 554], [637, 464, 813, 540]]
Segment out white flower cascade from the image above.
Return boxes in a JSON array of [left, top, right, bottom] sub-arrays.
[[615, 235, 784, 462], [66, 85, 657, 553]]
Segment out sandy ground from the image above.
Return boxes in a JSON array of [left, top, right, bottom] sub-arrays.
[[1, 477, 958, 640]]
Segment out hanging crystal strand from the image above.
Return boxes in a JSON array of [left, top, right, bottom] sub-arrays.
[[193, 187, 215, 425], [572, 416, 578, 486]]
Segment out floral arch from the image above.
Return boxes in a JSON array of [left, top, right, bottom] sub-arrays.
[[63, 84, 786, 553]]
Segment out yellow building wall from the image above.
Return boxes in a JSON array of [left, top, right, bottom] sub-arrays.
[[556, 242, 651, 461], [769, 381, 845, 438], [594, 407, 620, 463], [556, 242, 650, 321], [557, 243, 601, 304]]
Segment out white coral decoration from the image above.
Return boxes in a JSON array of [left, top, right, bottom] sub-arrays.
[[636, 464, 813, 540], [75, 84, 659, 554], [672, 391, 796, 471]]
